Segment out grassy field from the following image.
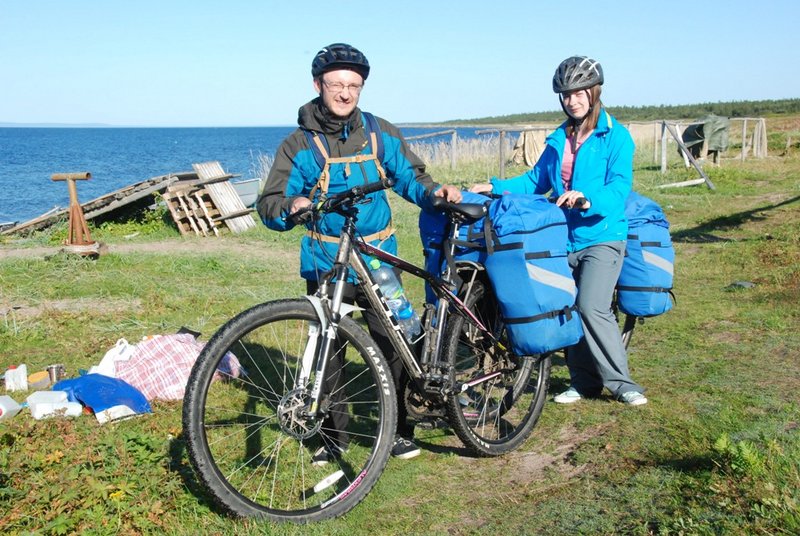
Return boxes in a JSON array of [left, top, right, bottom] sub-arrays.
[[1, 126, 799, 534]]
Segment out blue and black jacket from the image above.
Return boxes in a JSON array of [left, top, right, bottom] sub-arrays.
[[257, 98, 440, 281], [490, 109, 634, 252]]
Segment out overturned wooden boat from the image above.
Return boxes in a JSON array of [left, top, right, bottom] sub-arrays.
[[3, 163, 260, 237]]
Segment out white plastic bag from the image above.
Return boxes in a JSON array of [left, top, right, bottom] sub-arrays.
[[89, 338, 136, 377]]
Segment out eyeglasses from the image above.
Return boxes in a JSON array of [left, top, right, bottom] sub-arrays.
[[322, 80, 364, 94]]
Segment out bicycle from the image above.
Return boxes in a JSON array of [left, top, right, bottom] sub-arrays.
[[182, 178, 551, 522]]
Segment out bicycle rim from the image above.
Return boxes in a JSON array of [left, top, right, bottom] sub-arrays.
[[182, 299, 396, 522], [444, 282, 551, 456]]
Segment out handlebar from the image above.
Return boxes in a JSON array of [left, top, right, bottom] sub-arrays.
[[289, 177, 396, 225], [548, 195, 588, 210]]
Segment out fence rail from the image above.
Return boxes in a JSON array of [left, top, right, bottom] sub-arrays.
[[406, 129, 458, 169], [404, 118, 764, 181]]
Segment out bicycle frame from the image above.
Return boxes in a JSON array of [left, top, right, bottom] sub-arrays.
[[307, 206, 501, 410]]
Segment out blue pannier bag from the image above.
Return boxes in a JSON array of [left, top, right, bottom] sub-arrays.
[[418, 191, 492, 303], [617, 192, 675, 317], [483, 194, 583, 355]]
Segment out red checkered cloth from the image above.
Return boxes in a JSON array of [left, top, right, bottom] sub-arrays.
[[114, 333, 241, 401]]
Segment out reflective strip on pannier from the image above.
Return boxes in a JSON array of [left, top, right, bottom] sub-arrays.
[[616, 192, 675, 317]]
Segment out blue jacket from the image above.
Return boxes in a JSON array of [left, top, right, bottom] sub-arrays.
[[257, 98, 439, 281], [490, 110, 634, 252]]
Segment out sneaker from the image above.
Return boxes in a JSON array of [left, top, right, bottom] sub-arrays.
[[619, 391, 648, 406], [391, 437, 421, 459], [553, 387, 582, 404], [311, 444, 346, 467]]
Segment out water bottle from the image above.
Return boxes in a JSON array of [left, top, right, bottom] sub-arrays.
[[369, 259, 421, 339]]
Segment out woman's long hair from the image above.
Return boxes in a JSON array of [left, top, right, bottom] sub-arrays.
[[565, 84, 603, 137]]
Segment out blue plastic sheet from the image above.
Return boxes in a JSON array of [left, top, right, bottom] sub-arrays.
[[53, 374, 152, 420]]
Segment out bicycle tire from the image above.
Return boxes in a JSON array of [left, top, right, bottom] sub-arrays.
[[182, 298, 396, 522], [444, 281, 551, 456]]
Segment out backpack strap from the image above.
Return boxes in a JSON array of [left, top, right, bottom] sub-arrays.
[[362, 112, 385, 162], [307, 223, 395, 244], [302, 112, 387, 201]]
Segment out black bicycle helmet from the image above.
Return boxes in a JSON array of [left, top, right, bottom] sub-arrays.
[[311, 43, 370, 80], [552, 56, 603, 93]]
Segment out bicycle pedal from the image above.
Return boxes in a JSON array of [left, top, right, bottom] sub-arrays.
[[415, 418, 448, 430]]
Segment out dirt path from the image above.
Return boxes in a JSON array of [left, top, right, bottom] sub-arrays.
[[0, 238, 282, 261]]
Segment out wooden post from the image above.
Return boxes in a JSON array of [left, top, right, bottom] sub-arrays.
[[653, 121, 659, 163], [741, 119, 747, 161], [755, 119, 767, 158], [450, 130, 457, 170], [51, 172, 96, 246], [499, 130, 506, 179], [661, 121, 668, 173], [663, 123, 716, 190]]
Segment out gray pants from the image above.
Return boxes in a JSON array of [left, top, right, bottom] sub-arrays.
[[567, 242, 644, 398]]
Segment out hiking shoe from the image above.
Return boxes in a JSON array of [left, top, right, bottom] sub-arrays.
[[619, 391, 648, 406], [553, 387, 582, 404], [391, 437, 421, 459], [311, 444, 346, 467]]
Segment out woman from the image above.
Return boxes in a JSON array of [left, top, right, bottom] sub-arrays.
[[471, 56, 647, 406]]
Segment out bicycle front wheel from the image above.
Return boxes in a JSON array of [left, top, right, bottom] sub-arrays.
[[444, 281, 551, 456], [182, 298, 396, 523]]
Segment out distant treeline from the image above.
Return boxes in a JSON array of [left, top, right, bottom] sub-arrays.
[[443, 98, 800, 125]]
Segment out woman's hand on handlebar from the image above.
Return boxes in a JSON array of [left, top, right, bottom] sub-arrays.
[[469, 182, 493, 194], [556, 190, 591, 210], [434, 184, 463, 203]]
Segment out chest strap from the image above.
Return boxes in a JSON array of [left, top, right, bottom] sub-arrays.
[[307, 130, 388, 201], [307, 223, 395, 244]]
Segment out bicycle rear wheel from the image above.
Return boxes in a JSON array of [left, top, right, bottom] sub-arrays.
[[182, 299, 396, 522], [444, 280, 551, 456]]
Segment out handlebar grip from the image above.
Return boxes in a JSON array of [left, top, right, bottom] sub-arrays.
[[548, 195, 588, 209], [289, 205, 314, 225], [356, 177, 396, 197]]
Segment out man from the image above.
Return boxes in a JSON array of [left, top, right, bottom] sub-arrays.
[[257, 43, 461, 462]]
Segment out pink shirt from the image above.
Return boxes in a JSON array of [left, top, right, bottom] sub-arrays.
[[560, 130, 593, 191]]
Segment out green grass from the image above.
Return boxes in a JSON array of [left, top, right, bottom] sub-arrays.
[[1, 152, 800, 534]]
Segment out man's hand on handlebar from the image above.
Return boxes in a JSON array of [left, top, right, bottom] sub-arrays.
[[290, 196, 312, 215], [434, 184, 463, 203]]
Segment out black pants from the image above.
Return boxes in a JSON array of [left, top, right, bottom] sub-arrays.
[[306, 279, 414, 446]]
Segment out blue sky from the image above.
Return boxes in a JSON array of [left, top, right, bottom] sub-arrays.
[[1, 0, 797, 127]]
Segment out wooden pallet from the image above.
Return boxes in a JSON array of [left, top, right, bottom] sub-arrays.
[[163, 185, 222, 237], [192, 162, 256, 234]]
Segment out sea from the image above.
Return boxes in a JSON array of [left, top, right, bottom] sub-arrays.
[[0, 125, 484, 224]]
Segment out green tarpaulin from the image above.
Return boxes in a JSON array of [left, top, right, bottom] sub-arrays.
[[681, 114, 730, 157]]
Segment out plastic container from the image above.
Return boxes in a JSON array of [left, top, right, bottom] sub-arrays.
[[28, 370, 51, 390], [26, 390, 82, 420], [369, 259, 421, 339], [4, 364, 28, 392], [0, 395, 22, 421]]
